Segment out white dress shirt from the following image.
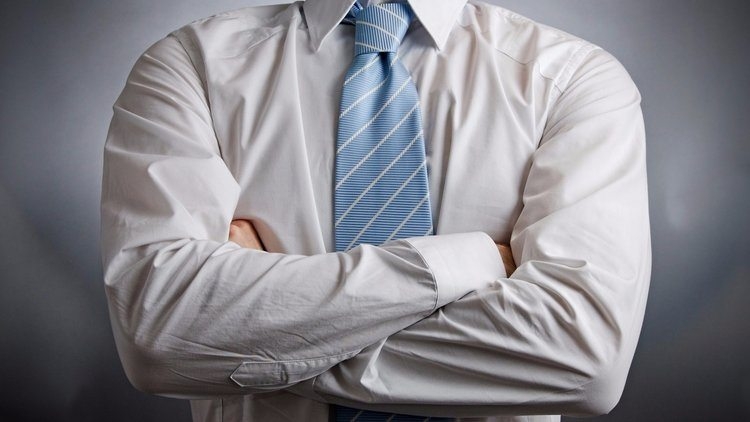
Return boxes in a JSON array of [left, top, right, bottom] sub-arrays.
[[100, 0, 651, 421]]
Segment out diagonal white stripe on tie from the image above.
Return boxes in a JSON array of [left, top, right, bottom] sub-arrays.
[[336, 76, 412, 155], [344, 161, 426, 251], [335, 103, 420, 190], [335, 130, 423, 226]]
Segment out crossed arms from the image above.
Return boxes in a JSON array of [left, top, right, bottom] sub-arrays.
[[228, 219, 517, 275], [101, 33, 650, 417]]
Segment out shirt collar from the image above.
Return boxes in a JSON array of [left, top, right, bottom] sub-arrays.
[[303, 0, 468, 52]]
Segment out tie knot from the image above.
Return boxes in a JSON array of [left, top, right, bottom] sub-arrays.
[[348, 2, 413, 55]]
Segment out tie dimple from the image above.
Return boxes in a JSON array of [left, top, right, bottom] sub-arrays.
[[353, 4, 412, 54]]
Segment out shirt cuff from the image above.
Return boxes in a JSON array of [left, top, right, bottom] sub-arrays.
[[404, 232, 506, 309]]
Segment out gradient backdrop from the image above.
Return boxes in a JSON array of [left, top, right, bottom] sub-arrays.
[[1, 0, 748, 421]]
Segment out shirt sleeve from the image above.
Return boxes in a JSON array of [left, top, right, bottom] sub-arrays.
[[288, 47, 652, 417], [100, 33, 505, 399]]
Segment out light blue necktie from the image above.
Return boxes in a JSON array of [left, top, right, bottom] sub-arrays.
[[333, 3, 451, 421], [334, 1, 433, 254]]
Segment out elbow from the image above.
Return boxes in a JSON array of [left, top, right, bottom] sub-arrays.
[[109, 307, 303, 398], [112, 322, 177, 396], [114, 322, 230, 398], [551, 271, 646, 416], [565, 326, 633, 417], [112, 319, 245, 399], [104, 292, 181, 396], [537, 299, 636, 416], [107, 297, 199, 397], [123, 360, 164, 397], [570, 298, 643, 415], [572, 361, 628, 417]]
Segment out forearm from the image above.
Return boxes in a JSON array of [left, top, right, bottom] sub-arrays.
[[103, 232, 501, 398]]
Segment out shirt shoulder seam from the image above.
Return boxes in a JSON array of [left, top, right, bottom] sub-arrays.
[[553, 42, 601, 93]]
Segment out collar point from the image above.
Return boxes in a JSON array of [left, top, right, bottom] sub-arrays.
[[431, 32, 450, 52]]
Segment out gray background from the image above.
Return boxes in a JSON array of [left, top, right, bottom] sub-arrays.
[[1, 0, 748, 420]]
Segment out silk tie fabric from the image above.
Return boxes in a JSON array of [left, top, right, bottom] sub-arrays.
[[333, 3, 450, 421], [333, 1, 434, 253]]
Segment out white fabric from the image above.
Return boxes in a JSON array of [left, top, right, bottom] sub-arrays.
[[100, 0, 651, 421]]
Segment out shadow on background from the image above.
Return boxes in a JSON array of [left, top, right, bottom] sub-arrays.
[[0, 184, 190, 421]]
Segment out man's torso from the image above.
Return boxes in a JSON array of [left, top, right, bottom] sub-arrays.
[[171, 1, 595, 420]]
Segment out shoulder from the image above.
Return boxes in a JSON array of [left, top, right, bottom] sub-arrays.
[[463, 0, 629, 92], [123, 2, 302, 99], [166, 1, 302, 59]]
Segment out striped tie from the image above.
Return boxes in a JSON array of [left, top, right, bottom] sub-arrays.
[[334, 1, 433, 253], [333, 3, 451, 421]]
